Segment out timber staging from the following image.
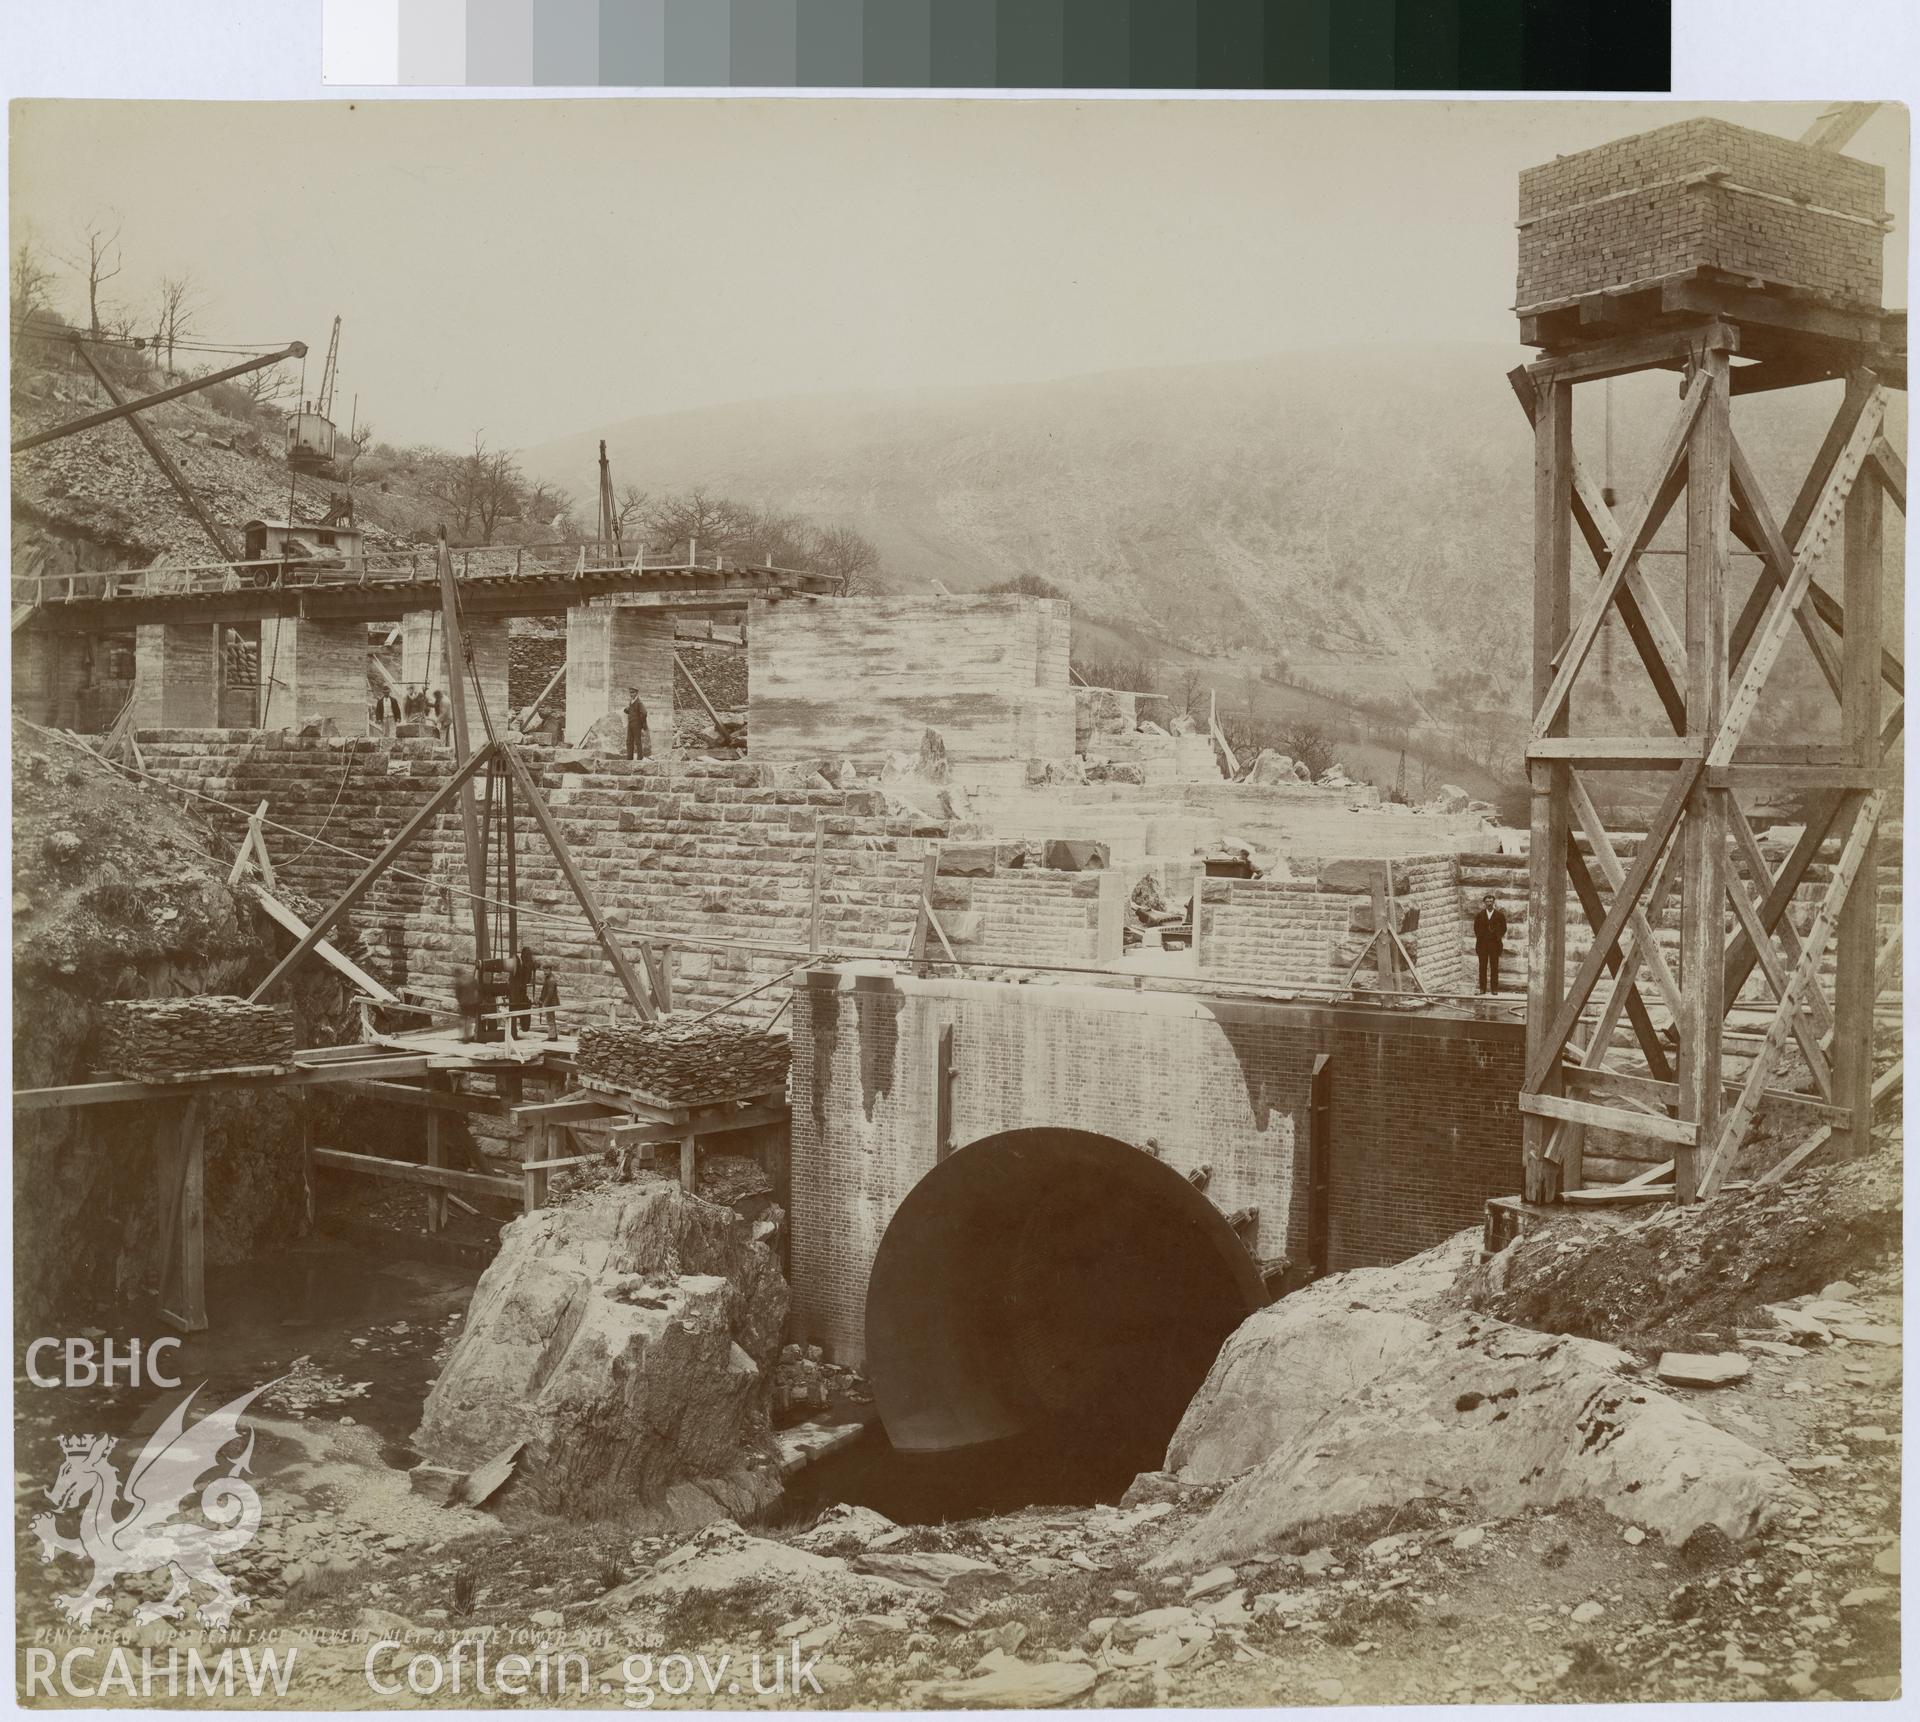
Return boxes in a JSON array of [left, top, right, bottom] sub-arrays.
[[15, 550, 838, 629]]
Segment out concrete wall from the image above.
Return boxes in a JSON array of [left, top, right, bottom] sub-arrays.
[[748, 594, 1077, 766], [788, 969, 1525, 1365], [132, 624, 220, 727], [1196, 854, 1469, 996], [565, 605, 676, 744], [135, 735, 938, 1023], [258, 617, 369, 734], [400, 612, 510, 723]]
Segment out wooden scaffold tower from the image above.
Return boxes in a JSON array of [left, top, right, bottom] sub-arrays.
[[1511, 108, 1906, 1205]]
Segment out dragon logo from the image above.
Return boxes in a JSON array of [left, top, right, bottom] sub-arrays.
[[32, 1381, 275, 1629]]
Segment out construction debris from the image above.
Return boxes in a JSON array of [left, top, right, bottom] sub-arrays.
[[101, 994, 295, 1080]]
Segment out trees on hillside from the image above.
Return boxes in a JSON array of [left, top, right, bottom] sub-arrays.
[[149, 272, 203, 372], [63, 217, 123, 338]]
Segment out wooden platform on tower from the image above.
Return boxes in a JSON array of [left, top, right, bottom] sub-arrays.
[[1511, 114, 1906, 1207]]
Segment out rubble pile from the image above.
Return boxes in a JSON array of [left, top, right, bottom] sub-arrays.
[[102, 994, 295, 1079], [578, 1016, 791, 1104]]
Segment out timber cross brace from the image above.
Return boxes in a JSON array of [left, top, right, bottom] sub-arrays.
[[1513, 318, 1905, 1205]]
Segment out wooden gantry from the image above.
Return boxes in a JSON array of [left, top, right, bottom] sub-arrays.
[[1515, 286, 1905, 1205]]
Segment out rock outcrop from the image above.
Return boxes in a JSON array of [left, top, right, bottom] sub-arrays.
[[413, 1180, 788, 1528], [1157, 1229, 1807, 1567]]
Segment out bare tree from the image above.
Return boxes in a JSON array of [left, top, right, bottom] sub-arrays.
[[10, 237, 55, 325], [150, 272, 203, 372], [1278, 721, 1336, 780], [63, 217, 124, 338], [470, 436, 524, 544], [807, 521, 881, 593], [645, 489, 751, 563], [607, 482, 651, 545], [240, 362, 297, 411]]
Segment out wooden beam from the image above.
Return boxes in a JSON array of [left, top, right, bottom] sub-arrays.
[[1524, 375, 1573, 1204], [1708, 763, 1899, 791], [1569, 1059, 1850, 1125], [335, 1079, 508, 1116], [1835, 385, 1886, 1165], [1709, 387, 1884, 766], [1867, 436, 1907, 515], [1567, 776, 1684, 1022], [1676, 347, 1731, 1204], [1699, 791, 1883, 1195], [1723, 862, 1834, 1100], [1528, 320, 1737, 387], [434, 535, 491, 961], [1526, 760, 1699, 1095], [510, 1094, 624, 1123], [1532, 368, 1708, 740], [247, 744, 496, 1001], [1727, 807, 1834, 1041], [251, 885, 397, 1003], [1580, 827, 1684, 1080], [495, 739, 659, 1021], [1526, 737, 1703, 766], [1728, 433, 1844, 700], [1721, 791, 1846, 1011], [1520, 1090, 1698, 1148], [310, 1147, 521, 1200], [1565, 837, 1675, 1083]]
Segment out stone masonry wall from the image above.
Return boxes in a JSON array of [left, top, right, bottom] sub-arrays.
[[788, 970, 1525, 1365], [1196, 854, 1468, 995], [134, 733, 939, 1025], [748, 593, 1077, 767]]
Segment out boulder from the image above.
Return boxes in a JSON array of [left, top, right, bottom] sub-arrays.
[[577, 711, 628, 755], [916, 727, 949, 784], [413, 1182, 787, 1527], [793, 1504, 897, 1552], [912, 1649, 1095, 1708], [599, 1521, 911, 1615], [1430, 784, 1471, 814], [1246, 749, 1301, 786], [1656, 1352, 1751, 1388], [1158, 1234, 1806, 1566]]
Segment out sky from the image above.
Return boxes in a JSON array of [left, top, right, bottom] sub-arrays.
[[9, 98, 1908, 454]]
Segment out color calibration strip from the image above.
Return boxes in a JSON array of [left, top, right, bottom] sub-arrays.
[[324, 1, 1671, 91]]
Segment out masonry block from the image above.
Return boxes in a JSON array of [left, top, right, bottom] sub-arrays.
[[565, 604, 676, 745], [10, 628, 87, 728], [131, 623, 220, 728], [258, 617, 369, 734]]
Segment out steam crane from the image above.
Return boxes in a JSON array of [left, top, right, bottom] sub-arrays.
[[286, 315, 342, 475]]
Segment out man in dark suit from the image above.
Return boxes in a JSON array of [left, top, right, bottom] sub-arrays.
[[624, 687, 651, 760], [1473, 893, 1508, 995]]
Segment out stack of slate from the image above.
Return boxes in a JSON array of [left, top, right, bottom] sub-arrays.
[[577, 1017, 791, 1105], [103, 996, 296, 1080]]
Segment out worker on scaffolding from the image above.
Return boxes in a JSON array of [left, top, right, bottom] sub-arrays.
[[508, 944, 538, 1038], [429, 687, 451, 736], [1473, 892, 1509, 996], [536, 963, 561, 1038], [624, 686, 651, 760]]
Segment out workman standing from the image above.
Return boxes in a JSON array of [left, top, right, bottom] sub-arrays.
[[508, 944, 537, 1033], [624, 686, 651, 760], [1473, 892, 1509, 995], [537, 965, 561, 1038]]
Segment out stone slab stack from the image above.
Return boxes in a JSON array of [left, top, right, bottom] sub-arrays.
[[578, 1017, 792, 1105], [102, 995, 296, 1079]]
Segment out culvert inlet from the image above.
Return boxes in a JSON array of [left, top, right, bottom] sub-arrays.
[[864, 1128, 1268, 1477]]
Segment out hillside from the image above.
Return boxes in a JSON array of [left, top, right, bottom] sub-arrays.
[[521, 345, 1905, 719]]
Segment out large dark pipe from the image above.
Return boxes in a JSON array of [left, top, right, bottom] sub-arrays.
[[865, 1128, 1268, 1459]]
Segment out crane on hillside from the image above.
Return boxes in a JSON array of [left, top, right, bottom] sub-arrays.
[[287, 315, 343, 475]]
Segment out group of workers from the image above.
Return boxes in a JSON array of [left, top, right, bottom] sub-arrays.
[[370, 687, 452, 737]]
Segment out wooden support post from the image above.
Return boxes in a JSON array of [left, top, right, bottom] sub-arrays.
[[425, 1108, 447, 1234], [522, 1120, 549, 1214], [161, 1094, 208, 1333], [1834, 369, 1884, 1162], [679, 1132, 698, 1194], [1370, 872, 1395, 992], [1676, 345, 1732, 1204], [1524, 376, 1572, 1204], [434, 536, 491, 964]]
